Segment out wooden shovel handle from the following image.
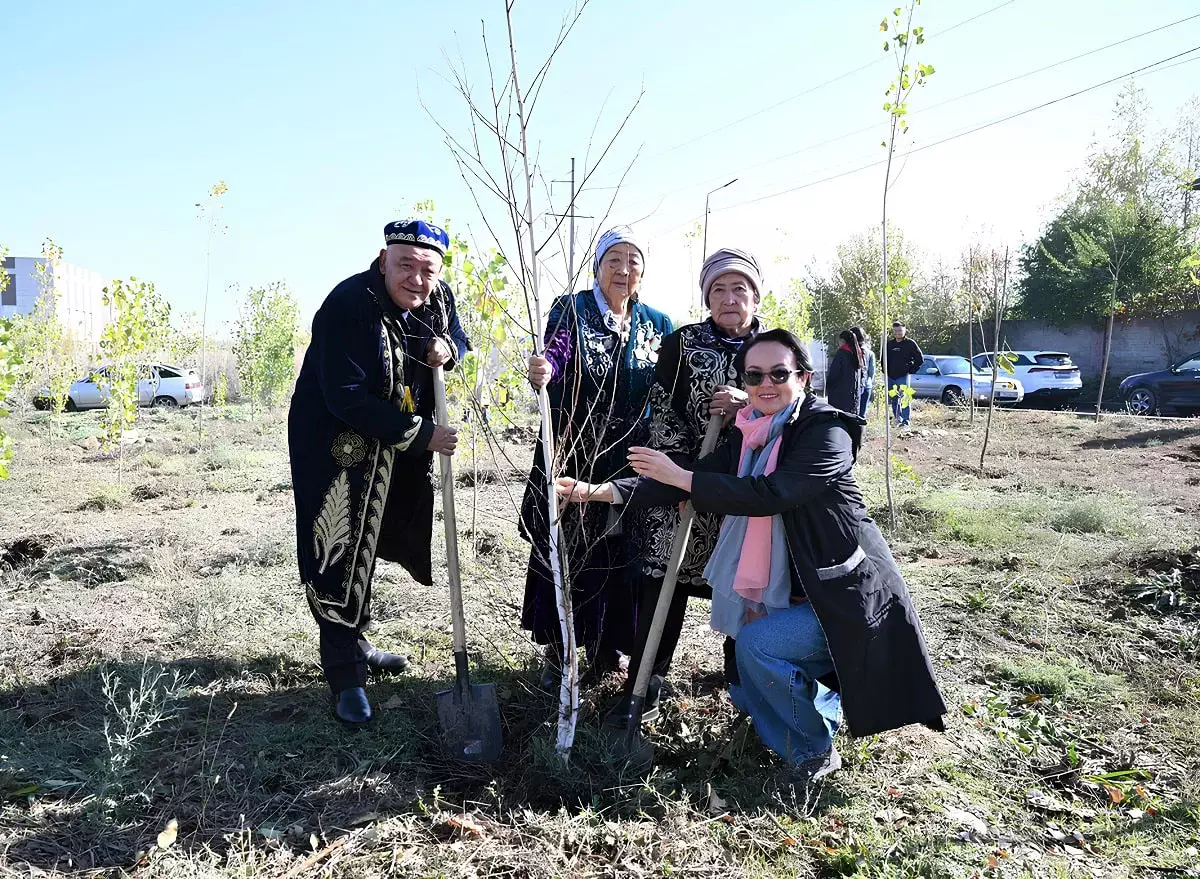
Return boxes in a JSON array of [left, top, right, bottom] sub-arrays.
[[433, 366, 467, 656], [629, 413, 724, 703]]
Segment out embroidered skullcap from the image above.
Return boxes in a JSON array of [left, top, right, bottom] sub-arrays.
[[699, 247, 762, 307], [383, 219, 450, 256], [593, 226, 645, 276]]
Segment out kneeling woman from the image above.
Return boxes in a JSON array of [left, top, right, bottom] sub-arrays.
[[557, 329, 946, 783]]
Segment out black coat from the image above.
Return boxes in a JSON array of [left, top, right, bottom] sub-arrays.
[[617, 395, 947, 737], [288, 260, 469, 629], [825, 346, 865, 414]]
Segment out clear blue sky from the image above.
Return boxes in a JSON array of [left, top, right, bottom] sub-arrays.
[[2, 0, 1198, 331]]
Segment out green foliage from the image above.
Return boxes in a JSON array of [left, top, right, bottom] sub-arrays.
[[0, 316, 18, 479], [6, 239, 81, 414], [233, 281, 300, 410], [1017, 197, 1194, 324], [1016, 85, 1200, 324], [757, 279, 812, 341], [1050, 499, 1127, 535], [99, 277, 170, 450], [880, 1, 933, 138], [807, 224, 919, 346], [413, 200, 526, 415]]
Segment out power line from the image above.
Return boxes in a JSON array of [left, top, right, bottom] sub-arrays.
[[645, 43, 1200, 239], [724, 45, 1200, 211], [626, 12, 1200, 216], [651, 0, 1019, 158]]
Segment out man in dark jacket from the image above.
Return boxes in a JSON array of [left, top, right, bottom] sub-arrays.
[[288, 219, 470, 726], [884, 321, 923, 426]]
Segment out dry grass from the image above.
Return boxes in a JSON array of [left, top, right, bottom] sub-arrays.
[[0, 401, 1198, 877]]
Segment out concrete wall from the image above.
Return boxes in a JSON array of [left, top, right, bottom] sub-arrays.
[[927, 311, 1200, 381]]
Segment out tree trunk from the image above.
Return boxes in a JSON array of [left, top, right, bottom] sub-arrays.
[[1095, 274, 1119, 423], [979, 249, 1008, 473], [967, 275, 975, 424], [881, 123, 898, 528], [504, 6, 578, 760]]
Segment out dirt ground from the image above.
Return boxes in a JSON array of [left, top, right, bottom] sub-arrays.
[[1, 399, 1198, 878]]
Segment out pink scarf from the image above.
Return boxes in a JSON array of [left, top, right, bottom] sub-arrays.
[[729, 406, 787, 603]]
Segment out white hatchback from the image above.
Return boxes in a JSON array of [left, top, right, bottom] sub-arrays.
[[972, 351, 1082, 403]]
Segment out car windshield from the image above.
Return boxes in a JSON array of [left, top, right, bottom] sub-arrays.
[[1035, 353, 1073, 366], [935, 357, 974, 375], [1176, 354, 1200, 372]]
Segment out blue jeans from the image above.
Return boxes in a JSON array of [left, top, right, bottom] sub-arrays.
[[730, 602, 841, 766], [888, 376, 911, 424], [858, 385, 872, 419]]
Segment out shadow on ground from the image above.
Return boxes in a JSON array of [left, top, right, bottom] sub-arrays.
[[0, 652, 792, 871]]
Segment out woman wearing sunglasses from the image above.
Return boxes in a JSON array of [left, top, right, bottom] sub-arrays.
[[556, 329, 946, 789]]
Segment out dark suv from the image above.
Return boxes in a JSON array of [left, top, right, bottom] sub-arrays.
[[1119, 351, 1200, 416]]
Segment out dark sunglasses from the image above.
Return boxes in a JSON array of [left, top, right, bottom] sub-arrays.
[[742, 368, 804, 387]]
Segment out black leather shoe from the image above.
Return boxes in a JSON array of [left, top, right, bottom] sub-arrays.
[[359, 638, 409, 674], [333, 687, 372, 726], [602, 675, 667, 729]]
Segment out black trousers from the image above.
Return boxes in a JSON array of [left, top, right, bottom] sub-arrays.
[[312, 612, 373, 694], [623, 574, 739, 691]]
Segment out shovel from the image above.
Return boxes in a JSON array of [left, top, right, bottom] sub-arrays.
[[432, 365, 503, 763], [618, 413, 725, 766]]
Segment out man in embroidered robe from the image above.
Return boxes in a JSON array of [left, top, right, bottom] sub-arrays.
[[288, 219, 470, 725]]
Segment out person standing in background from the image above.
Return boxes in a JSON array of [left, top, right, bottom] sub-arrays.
[[884, 321, 923, 427], [851, 326, 874, 419]]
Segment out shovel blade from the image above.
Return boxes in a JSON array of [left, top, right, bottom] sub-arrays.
[[436, 682, 502, 763]]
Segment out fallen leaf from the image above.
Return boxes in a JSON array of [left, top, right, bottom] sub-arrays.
[[886, 786, 903, 798], [1105, 785, 1125, 804], [382, 695, 405, 710], [156, 818, 178, 850], [945, 805, 988, 835], [447, 814, 485, 837]]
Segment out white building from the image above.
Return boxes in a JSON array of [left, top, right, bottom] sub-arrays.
[[1, 256, 110, 346]]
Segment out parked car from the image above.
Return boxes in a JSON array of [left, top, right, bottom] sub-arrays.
[[971, 350, 1082, 402], [34, 363, 205, 411], [1119, 351, 1200, 416], [909, 355, 1024, 405]]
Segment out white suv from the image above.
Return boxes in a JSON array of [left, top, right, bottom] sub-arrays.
[[972, 351, 1082, 403]]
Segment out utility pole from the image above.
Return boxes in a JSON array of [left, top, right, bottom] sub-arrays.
[[702, 178, 738, 260], [550, 158, 592, 286]]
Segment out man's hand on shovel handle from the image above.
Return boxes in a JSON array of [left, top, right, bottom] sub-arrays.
[[426, 338, 453, 367], [429, 425, 458, 456]]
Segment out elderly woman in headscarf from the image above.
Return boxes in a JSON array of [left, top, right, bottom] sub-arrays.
[[603, 247, 765, 727], [521, 227, 674, 688]]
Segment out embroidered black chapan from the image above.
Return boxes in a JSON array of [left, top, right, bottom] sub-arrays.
[[288, 259, 468, 630]]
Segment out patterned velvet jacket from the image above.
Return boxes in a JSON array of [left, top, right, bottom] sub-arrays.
[[626, 317, 759, 590], [519, 289, 673, 562], [288, 260, 469, 629]]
